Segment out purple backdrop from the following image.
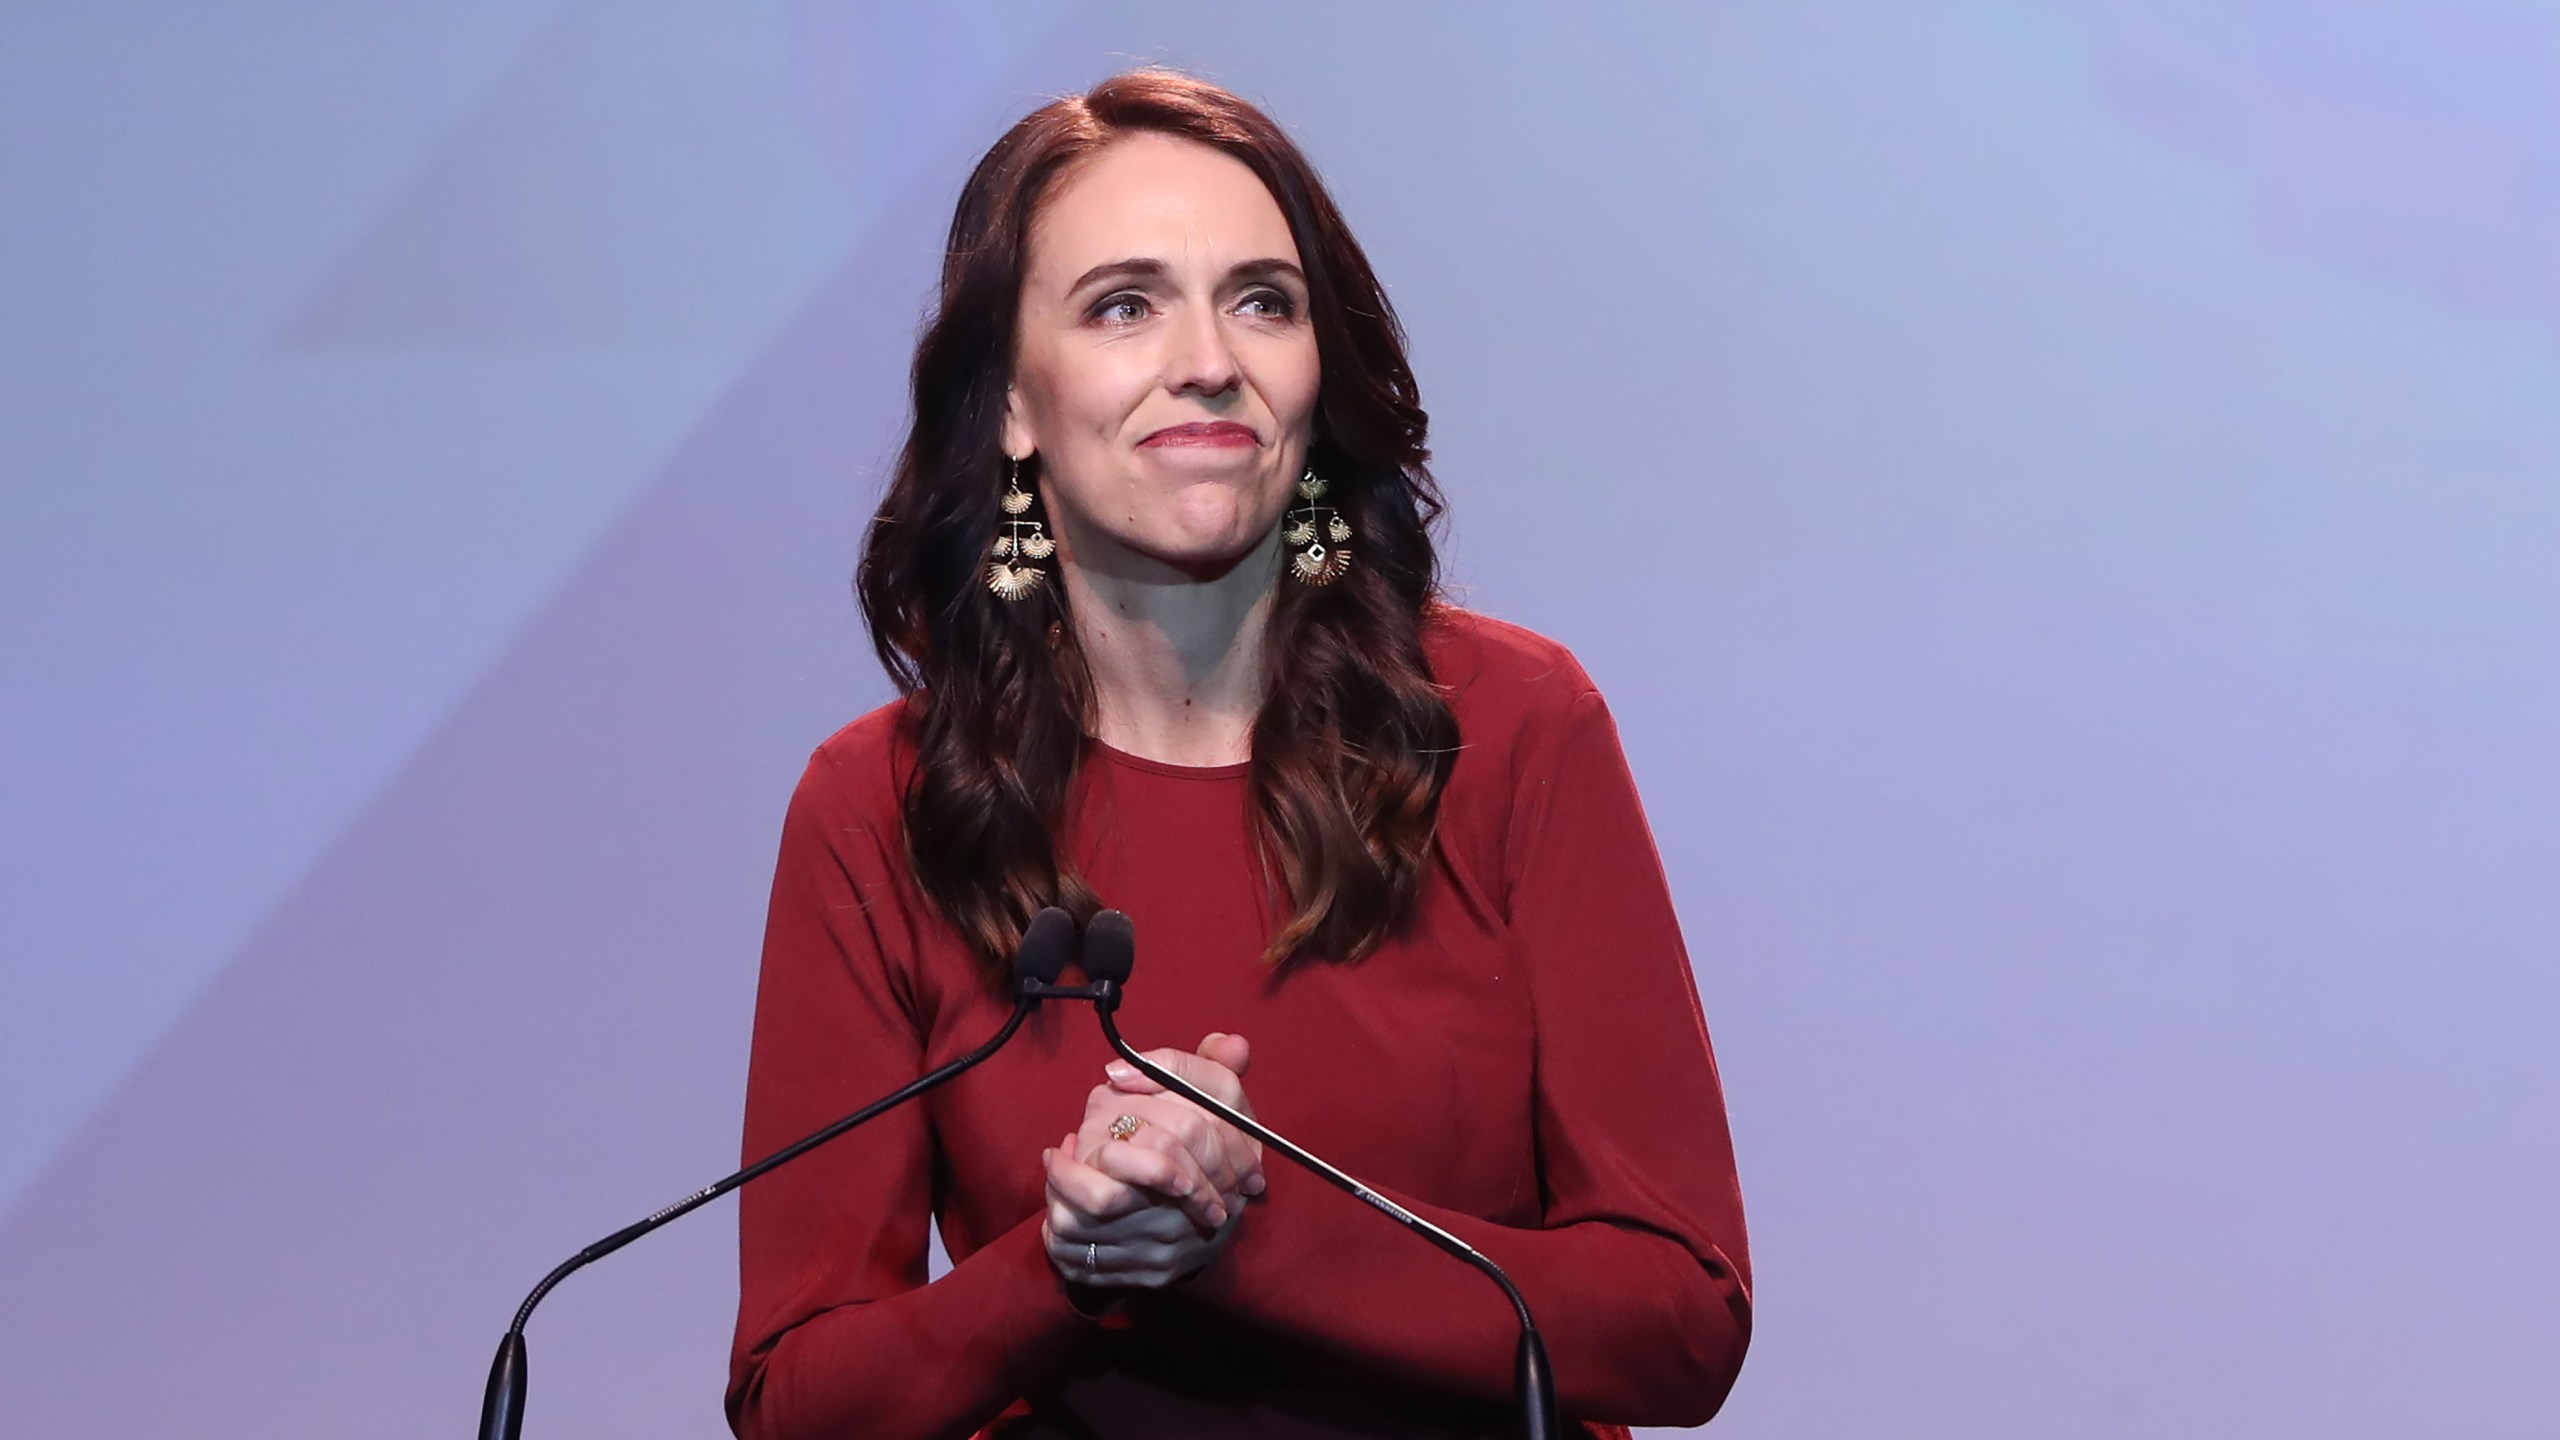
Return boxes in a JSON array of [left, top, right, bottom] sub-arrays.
[[4, 3, 2554, 1437]]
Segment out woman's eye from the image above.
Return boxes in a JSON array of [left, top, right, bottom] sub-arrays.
[[1091, 294, 1151, 324], [1238, 288, 1297, 319]]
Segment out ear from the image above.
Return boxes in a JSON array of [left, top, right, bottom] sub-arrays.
[[1001, 384, 1034, 464]]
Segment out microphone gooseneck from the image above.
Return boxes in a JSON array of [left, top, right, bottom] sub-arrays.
[[474, 906, 1079, 1440], [1078, 910, 1561, 1440]]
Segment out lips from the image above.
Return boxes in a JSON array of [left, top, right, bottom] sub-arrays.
[[1139, 421, 1259, 448]]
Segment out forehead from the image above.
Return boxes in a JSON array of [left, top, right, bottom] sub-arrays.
[[1027, 131, 1300, 281]]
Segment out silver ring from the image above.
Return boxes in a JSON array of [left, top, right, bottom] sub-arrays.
[[1085, 1241, 1099, 1272]]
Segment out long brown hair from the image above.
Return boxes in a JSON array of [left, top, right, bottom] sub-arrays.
[[858, 70, 1456, 976]]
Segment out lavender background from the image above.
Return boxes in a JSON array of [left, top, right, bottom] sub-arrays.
[[4, 2, 2555, 1436]]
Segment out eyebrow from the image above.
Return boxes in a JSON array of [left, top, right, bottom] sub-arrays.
[[1064, 256, 1308, 296]]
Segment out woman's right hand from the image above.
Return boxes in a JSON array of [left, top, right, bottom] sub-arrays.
[[1040, 1033, 1263, 1289]]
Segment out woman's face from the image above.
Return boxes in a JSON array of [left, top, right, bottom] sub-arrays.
[[1004, 131, 1321, 583]]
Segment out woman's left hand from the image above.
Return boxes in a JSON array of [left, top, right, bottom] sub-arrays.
[[1038, 1032, 1263, 1289], [1040, 1131, 1243, 1289], [1075, 1032, 1265, 1229]]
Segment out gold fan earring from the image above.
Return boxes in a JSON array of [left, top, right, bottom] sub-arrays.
[[1284, 464, 1352, 585], [988, 457, 1055, 600]]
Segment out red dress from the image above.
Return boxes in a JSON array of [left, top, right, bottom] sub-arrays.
[[727, 609, 1751, 1438]]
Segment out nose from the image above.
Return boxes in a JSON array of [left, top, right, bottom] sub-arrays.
[[1165, 301, 1243, 400]]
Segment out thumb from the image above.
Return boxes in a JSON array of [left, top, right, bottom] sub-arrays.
[[1196, 1031, 1251, 1078], [1107, 1046, 1250, 1112]]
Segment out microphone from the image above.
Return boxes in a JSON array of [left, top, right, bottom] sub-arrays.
[[476, 906, 1080, 1440], [1079, 910, 1561, 1440]]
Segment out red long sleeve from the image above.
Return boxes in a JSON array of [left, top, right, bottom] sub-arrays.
[[1168, 688, 1752, 1423], [728, 609, 1750, 1438], [727, 750, 1102, 1440]]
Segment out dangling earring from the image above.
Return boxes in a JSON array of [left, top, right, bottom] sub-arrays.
[[988, 456, 1055, 601], [1283, 464, 1352, 585]]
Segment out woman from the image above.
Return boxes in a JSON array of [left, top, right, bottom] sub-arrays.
[[728, 71, 1749, 1439]]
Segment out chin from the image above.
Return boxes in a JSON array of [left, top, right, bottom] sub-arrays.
[[1132, 525, 1275, 577]]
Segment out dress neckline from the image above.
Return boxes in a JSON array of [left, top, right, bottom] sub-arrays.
[[1085, 736, 1254, 781]]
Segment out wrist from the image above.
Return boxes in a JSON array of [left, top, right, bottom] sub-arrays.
[[1061, 1277, 1127, 1320]]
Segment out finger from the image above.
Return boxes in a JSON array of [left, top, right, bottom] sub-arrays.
[[1153, 1098, 1255, 1201], [1090, 1091, 1256, 1197], [1046, 1193, 1195, 1248], [1079, 1089, 1208, 1161], [1103, 1048, 1246, 1111], [1065, 1222, 1235, 1289], [1091, 1122, 1211, 1206], [1087, 1135, 1229, 1232], [1098, 1090, 1266, 1204], [1072, 1253, 1189, 1288], [1085, 1202, 1200, 1246], [1076, 1090, 1152, 1164], [1077, 1087, 1135, 1161], [1157, 1089, 1264, 1198], [1047, 1224, 1132, 1283], [1044, 1145, 1155, 1228], [1099, 1056, 1169, 1098], [1046, 1194, 1200, 1280], [1113, 1204, 1236, 1287], [1083, 1095, 1234, 1220], [1196, 1031, 1251, 1079]]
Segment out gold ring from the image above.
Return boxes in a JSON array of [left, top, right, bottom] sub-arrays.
[[1108, 1113, 1147, 1142]]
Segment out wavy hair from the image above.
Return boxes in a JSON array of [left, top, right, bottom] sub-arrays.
[[857, 70, 1456, 976]]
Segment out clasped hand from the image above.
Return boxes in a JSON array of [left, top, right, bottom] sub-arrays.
[[1040, 1032, 1266, 1289]]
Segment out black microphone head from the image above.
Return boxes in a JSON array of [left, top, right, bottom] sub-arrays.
[[1083, 909, 1135, 984], [1014, 907, 1077, 986]]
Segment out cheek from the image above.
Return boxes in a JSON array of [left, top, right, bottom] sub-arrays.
[[1268, 343, 1324, 435], [1015, 344, 1135, 444], [1054, 355, 1156, 439]]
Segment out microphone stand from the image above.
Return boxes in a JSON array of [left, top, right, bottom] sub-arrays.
[[476, 910, 1080, 1440], [1077, 948, 1560, 1440]]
